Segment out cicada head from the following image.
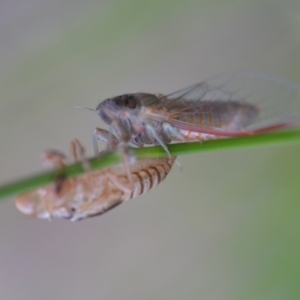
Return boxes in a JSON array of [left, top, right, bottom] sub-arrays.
[[96, 93, 157, 125]]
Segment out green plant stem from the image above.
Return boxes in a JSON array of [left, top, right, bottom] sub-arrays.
[[1, 129, 300, 200]]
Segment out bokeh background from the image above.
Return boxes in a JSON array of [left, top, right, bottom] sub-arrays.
[[1, 0, 300, 299]]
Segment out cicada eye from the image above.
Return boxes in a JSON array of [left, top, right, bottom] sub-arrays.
[[125, 96, 137, 109], [114, 96, 123, 107]]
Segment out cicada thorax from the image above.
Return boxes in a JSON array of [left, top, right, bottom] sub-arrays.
[[128, 119, 169, 146]]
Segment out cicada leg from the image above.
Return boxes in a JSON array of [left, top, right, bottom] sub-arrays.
[[93, 127, 119, 153], [144, 123, 172, 159], [93, 127, 135, 189], [69, 139, 90, 171], [41, 139, 90, 196], [162, 122, 186, 143], [38, 150, 69, 219], [40, 150, 67, 170]]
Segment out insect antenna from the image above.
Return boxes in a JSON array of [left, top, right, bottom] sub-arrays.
[[75, 105, 95, 112]]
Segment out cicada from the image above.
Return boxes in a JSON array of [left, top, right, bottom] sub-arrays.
[[15, 132, 175, 221], [96, 72, 300, 156]]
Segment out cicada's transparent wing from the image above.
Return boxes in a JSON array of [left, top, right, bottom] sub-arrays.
[[146, 72, 300, 135], [155, 81, 210, 110]]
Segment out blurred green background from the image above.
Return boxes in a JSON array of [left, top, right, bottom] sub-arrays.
[[1, 0, 300, 299]]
